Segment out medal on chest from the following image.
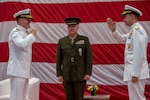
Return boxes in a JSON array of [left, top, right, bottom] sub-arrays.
[[127, 31, 133, 49], [128, 45, 130, 49], [78, 48, 82, 56]]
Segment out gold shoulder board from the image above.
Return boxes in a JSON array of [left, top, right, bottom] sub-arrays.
[[16, 28, 20, 31], [134, 26, 140, 30]]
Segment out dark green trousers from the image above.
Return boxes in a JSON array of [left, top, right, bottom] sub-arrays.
[[63, 80, 86, 100]]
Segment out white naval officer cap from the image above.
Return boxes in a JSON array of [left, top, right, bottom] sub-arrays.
[[13, 9, 33, 19], [121, 5, 142, 16]]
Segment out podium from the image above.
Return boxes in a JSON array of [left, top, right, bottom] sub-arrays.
[[84, 95, 110, 100]]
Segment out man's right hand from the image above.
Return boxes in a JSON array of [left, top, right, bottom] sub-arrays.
[[58, 76, 63, 82], [30, 24, 38, 35], [106, 18, 116, 32]]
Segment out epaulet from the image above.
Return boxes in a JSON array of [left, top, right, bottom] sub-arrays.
[[134, 26, 140, 30], [16, 28, 21, 31]]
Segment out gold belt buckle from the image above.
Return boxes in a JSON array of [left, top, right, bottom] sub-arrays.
[[71, 57, 74, 62]]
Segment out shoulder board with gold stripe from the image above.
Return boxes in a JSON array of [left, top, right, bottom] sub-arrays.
[[134, 26, 140, 30], [16, 28, 20, 31]]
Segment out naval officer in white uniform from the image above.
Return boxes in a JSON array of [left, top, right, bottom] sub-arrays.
[[107, 5, 149, 100], [7, 9, 38, 100]]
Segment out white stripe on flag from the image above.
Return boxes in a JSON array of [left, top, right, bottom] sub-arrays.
[[1, 63, 150, 85], [1, 21, 150, 44]]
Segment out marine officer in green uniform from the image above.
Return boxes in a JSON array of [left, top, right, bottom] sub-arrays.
[[56, 17, 93, 100]]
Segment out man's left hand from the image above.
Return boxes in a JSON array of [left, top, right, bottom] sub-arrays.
[[83, 75, 91, 80], [132, 76, 138, 83]]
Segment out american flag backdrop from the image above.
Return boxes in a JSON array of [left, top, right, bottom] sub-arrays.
[[0, 0, 150, 100]]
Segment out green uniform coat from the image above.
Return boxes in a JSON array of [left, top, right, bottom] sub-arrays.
[[56, 34, 92, 81]]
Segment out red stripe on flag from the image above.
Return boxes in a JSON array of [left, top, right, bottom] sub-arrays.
[[39, 83, 150, 100], [1, 42, 150, 64], [0, 42, 9, 62], [32, 43, 57, 63], [0, 1, 150, 23]]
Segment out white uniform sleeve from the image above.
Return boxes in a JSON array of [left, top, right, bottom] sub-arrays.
[[131, 29, 145, 77], [112, 30, 128, 42], [12, 32, 36, 48]]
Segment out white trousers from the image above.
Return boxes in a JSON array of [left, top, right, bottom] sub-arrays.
[[10, 76, 29, 100], [127, 79, 146, 100]]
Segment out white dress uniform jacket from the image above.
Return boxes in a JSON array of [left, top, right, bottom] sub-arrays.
[[112, 22, 149, 81], [7, 25, 36, 79]]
